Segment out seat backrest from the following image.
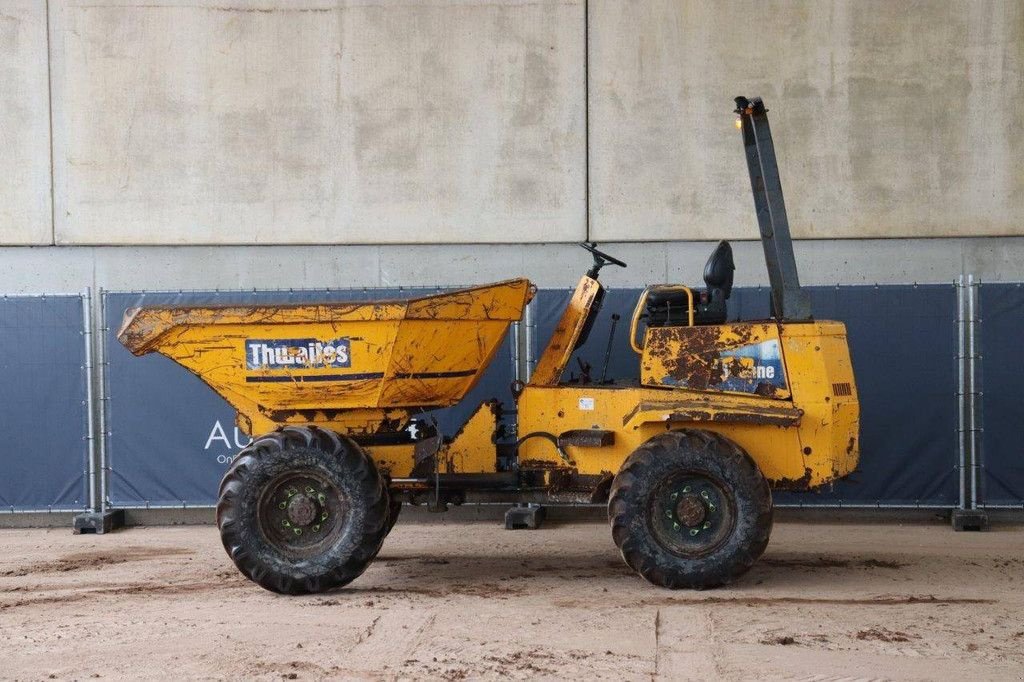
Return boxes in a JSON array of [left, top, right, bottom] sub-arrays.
[[703, 240, 735, 299]]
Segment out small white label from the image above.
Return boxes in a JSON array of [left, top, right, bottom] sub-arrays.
[[578, 397, 595, 411]]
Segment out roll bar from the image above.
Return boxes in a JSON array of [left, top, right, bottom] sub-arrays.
[[735, 96, 812, 321]]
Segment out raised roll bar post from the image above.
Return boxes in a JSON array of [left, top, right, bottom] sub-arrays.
[[734, 96, 812, 321]]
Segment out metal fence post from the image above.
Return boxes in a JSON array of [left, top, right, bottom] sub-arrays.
[[98, 289, 110, 516], [72, 287, 125, 533], [524, 299, 535, 381], [951, 275, 988, 530], [81, 289, 98, 514], [510, 321, 521, 384], [966, 274, 974, 507], [955, 276, 970, 511]]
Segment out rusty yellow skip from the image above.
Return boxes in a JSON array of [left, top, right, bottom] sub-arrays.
[[119, 280, 532, 441], [117, 97, 859, 594]]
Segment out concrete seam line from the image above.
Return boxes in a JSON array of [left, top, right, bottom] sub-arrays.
[[45, 0, 56, 246], [584, 0, 590, 242]]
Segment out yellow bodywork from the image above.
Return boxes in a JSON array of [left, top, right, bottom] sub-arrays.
[[444, 401, 503, 474], [118, 279, 533, 437], [517, 323, 858, 488], [531, 276, 602, 386], [516, 275, 859, 488], [118, 272, 859, 492]]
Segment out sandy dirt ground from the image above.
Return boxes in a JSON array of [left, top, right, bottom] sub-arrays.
[[1, 518, 1022, 681]]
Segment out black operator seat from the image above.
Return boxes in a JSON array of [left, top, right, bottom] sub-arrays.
[[646, 240, 734, 327]]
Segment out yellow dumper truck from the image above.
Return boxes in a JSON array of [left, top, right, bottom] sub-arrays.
[[118, 98, 859, 593]]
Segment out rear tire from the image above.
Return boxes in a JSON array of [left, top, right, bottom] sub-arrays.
[[608, 430, 772, 589], [217, 425, 389, 594]]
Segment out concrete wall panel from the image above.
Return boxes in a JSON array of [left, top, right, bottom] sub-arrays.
[[1, 237, 1020, 296], [50, 0, 585, 245], [0, 1, 52, 245], [589, 0, 1024, 241]]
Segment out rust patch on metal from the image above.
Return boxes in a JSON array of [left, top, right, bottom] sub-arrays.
[[664, 408, 799, 426], [643, 323, 786, 397], [626, 398, 802, 428], [645, 325, 723, 390], [676, 494, 707, 527], [517, 459, 569, 470], [772, 467, 814, 491], [754, 381, 782, 398]]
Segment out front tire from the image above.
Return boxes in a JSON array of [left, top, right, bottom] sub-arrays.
[[216, 426, 389, 594], [609, 430, 772, 589], [385, 494, 402, 535]]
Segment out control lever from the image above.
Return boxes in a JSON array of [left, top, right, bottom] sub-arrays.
[[576, 357, 593, 384], [600, 313, 620, 384]]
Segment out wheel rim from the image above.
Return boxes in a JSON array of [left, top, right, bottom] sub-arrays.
[[648, 472, 736, 558], [257, 471, 348, 559]]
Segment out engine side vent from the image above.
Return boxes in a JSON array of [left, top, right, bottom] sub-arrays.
[[832, 382, 852, 397]]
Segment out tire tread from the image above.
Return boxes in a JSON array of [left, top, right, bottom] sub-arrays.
[[608, 429, 773, 589], [216, 425, 390, 595]]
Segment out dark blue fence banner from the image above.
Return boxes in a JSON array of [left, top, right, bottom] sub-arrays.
[[102, 283, 959, 508], [103, 289, 513, 507], [532, 284, 959, 507], [978, 284, 1024, 507], [0, 295, 89, 511]]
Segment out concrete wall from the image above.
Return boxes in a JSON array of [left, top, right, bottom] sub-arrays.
[[0, 1, 1022, 293], [50, 0, 585, 245], [0, 1, 51, 244], [2, 237, 1023, 295], [589, 0, 1024, 241]]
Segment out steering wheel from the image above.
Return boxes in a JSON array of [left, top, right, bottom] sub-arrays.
[[579, 242, 628, 278]]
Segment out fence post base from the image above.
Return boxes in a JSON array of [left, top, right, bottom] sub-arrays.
[[951, 508, 988, 532], [73, 508, 125, 535], [505, 503, 546, 530]]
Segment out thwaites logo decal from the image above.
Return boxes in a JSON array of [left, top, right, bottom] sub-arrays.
[[716, 339, 787, 393], [245, 338, 351, 370]]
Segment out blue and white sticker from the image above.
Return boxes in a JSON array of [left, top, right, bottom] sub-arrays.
[[717, 339, 786, 393], [245, 338, 351, 370]]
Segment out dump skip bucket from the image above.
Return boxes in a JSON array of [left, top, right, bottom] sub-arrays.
[[117, 279, 533, 434]]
